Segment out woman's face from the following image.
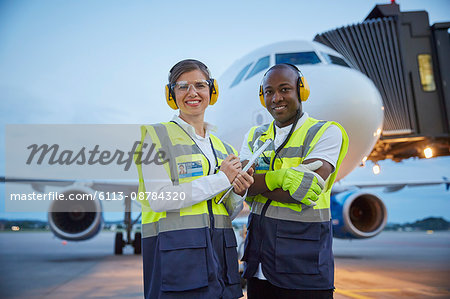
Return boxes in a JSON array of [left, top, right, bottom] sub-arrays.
[[173, 69, 210, 120]]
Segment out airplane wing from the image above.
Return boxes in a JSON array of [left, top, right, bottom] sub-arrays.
[[3, 176, 448, 194], [0, 176, 138, 193], [333, 177, 449, 193], [0, 176, 75, 184]]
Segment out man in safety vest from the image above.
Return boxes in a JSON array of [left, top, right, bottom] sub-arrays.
[[240, 63, 349, 299]]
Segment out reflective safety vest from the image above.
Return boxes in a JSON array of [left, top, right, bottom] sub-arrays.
[[245, 117, 349, 222], [135, 121, 242, 298], [242, 116, 349, 290], [135, 121, 238, 238]]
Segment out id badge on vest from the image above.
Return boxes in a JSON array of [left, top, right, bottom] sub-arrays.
[[177, 161, 203, 178]]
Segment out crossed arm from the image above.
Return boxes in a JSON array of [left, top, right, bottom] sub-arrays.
[[245, 158, 333, 204]]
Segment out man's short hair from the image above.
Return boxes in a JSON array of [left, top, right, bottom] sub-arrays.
[[264, 63, 300, 80]]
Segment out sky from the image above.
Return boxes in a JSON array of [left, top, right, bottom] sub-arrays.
[[0, 0, 449, 223]]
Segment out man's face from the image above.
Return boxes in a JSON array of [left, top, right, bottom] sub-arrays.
[[262, 67, 301, 127]]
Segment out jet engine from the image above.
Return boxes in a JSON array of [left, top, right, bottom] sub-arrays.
[[47, 187, 103, 241], [331, 190, 387, 239]]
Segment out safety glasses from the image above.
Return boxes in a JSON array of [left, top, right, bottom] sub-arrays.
[[172, 79, 211, 93]]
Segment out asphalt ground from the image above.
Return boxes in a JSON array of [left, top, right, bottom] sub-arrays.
[[0, 231, 449, 299]]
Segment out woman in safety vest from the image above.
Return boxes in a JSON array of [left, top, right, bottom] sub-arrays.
[[135, 59, 253, 298]]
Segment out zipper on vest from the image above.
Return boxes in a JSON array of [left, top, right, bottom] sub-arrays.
[[209, 138, 219, 174], [207, 199, 214, 231], [207, 139, 219, 231]]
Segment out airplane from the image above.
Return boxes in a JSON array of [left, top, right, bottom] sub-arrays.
[[1, 40, 447, 254]]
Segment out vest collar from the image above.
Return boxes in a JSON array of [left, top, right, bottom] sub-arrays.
[[273, 112, 310, 134], [171, 115, 217, 140]]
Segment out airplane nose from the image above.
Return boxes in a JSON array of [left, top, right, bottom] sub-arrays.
[[303, 65, 384, 179]]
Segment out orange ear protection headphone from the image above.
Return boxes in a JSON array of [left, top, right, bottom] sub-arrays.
[[165, 77, 219, 110], [259, 63, 310, 107]]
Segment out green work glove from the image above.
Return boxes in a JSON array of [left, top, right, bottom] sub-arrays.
[[265, 168, 288, 191], [282, 161, 325, 206]]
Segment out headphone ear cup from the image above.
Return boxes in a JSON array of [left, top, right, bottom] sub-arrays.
[[299, 76, 310, 102], [259, 85, 266, 107], [209, 79, 219, 105], [165, 84, 178, 110]]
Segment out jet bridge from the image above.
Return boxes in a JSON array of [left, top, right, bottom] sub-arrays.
[[314, 2, 449, 162]]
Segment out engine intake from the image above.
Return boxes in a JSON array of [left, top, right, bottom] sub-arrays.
[[48, 188, 103, 241], [332, 191, 387, 239]]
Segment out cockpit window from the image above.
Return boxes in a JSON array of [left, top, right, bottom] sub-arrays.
[[245, 56, 270, 80], [321, 52, 350, 67], [230, 63, 253, 88], [275, 52, 321, 65]]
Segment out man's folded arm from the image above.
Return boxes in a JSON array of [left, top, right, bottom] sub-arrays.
[[247, 158, 333, 205]]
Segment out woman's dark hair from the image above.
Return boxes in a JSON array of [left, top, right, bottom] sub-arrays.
[[168, 59, 211, 85]]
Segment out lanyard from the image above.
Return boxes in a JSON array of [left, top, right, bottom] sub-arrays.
[[270, 110, 302, 170]]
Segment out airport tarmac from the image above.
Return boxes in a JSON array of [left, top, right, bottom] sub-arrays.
[[0, 231, 449, 299]]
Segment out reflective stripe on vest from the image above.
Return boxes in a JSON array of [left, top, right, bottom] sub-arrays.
[[250, 198, 331, 222], [135, 122, 237, 238], [142, 213, 232, 238], [246, 117, 348, 222], [291, 172, 315, 200]]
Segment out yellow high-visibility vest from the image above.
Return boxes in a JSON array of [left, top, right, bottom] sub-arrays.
[[245, 117, 349, 222], [134, 121, 237, 238]]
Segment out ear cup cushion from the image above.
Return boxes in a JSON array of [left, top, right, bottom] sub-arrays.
[[165, 84, 178, 110], [299, 76, 310, 102], [259, 85, 266, 107], [209, 79, 219, 105]]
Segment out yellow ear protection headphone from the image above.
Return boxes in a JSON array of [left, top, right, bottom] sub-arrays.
[[165, 78, 219, 110], [258, 63, 310, 107]]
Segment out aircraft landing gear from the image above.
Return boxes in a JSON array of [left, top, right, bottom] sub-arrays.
[[133, 232, 141, 254], [114, 194, 142, 255], [115, 232, 124, 255], [114, 230, 141, 255]]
